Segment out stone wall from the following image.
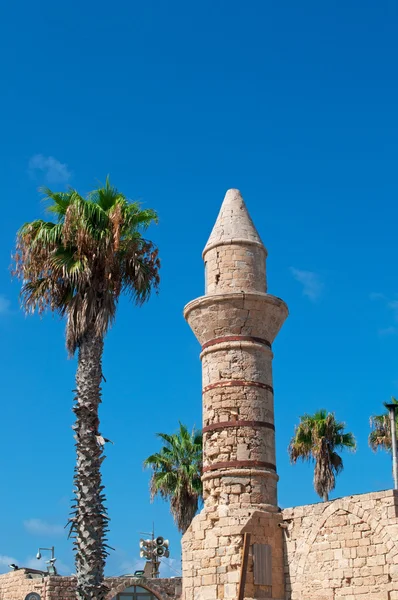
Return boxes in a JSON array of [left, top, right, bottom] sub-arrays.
[[105, 576, 182, 600], [0, 570, 47, 600], [0, 570, 182, 600], [182, 505, 285, 600], [282, 489, 398, 600]]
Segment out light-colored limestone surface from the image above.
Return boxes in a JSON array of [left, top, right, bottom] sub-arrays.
[[0, 571, 181, 600], [0, 570, 49, 600], [204, 189, 264, 252], [203, 190, 267, 296], [282, 489, 398, 600], [182, 189, 288, 600]]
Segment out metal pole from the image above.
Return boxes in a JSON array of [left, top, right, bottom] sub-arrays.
[[152, 524, 155, 578], [152, 522, 158, 578], [386, 403, 398, 490]]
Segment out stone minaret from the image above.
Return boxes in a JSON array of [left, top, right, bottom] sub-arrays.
[[182, 190, 288, 600]]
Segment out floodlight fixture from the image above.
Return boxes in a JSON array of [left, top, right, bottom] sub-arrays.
[[36, 547, 57, 574]]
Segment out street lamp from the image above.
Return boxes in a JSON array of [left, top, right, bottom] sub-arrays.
[[36, 547, 57, 575], [385, 403, 398, 490]]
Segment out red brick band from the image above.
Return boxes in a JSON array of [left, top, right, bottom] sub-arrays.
[[201, 335, 271, 351], [203, 380, 274, 394], [202, 420, 275, 433], [202, 460, 277, 473]]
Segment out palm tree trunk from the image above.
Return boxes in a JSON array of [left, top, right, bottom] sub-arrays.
[[72, 328, 109, 600], [323, 492, 329, 502]]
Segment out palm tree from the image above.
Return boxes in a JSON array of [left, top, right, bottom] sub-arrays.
[[13, 178, 160, 600], [289, 409, 356, 502], [144, 423, 202, 534], [369, 397, 398, 452]]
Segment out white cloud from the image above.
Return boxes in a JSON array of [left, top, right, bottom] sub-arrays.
[[159, 557, 181, 577], [378, 326, 397, 336], [370, 292, 386, 301], [0, 295, 11, 315], [28, 154, 71, 184], [24, 518, 64, 536], [117, 558, 145, 576], [26, 556, 45, 570], [290, 267, 324, 302], [388, 300, 398, 322], [0, 555, 18, 574], [370, 293, 398, 336]]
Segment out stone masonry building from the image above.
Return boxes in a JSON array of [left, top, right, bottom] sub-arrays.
[[1, 189, 398, 600], [181, 190, 398, 600]]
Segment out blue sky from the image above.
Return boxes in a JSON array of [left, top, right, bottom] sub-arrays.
[[1, 0, 398, 578]]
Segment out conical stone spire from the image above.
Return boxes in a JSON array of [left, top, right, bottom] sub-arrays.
[[204, 188, 265, 254], [203, 189, 268, 295]]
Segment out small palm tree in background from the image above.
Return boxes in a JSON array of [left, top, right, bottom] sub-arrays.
[[144, 423, 202, 534], [289, 409, 356, 502], [369, 397, 398, 453], [13, 179, 160, 600]]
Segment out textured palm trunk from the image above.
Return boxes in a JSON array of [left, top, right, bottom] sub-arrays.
[[72, 329, 109, 600]]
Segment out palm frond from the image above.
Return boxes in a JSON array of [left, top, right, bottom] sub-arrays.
[[143, 423, 203, 533], [368, 398, 398, 452], [289, 409, 355, 501], [12, 179, 160, 355], [40, 187, 73, 219]]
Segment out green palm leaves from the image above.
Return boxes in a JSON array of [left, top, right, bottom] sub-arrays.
[[369, 397, 398, 452], [289, 409, 356, 501], [144, 423, 202, 534], [13, 177, 160, 355]]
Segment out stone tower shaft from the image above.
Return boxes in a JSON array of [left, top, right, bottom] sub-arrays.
[[184, 189, 288, 510], [182, 189, 288, 600]]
